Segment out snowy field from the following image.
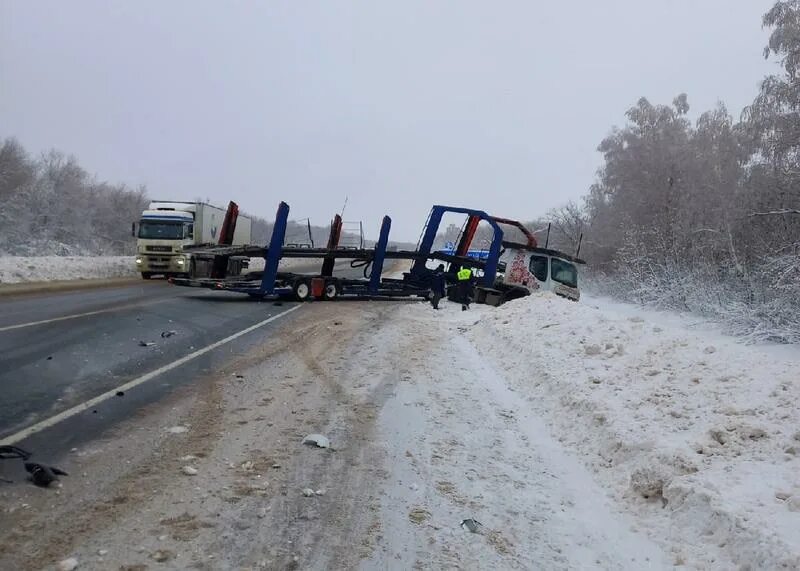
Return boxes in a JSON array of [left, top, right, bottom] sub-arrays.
[[0, 256, 137, 284]]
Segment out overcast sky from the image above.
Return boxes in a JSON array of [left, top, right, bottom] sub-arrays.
[[0, 1, 778, 240]]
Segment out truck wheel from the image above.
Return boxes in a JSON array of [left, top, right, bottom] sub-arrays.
[[141, 272, 152, 280], [323, 281, 340, 301], [293, 279, 311, 301]]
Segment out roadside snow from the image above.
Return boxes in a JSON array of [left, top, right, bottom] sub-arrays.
[[0, 256, 137, 284], [366, 308, 669, 569], [448, 292, 800, 569]]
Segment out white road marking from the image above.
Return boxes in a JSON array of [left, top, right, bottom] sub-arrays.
[[0, 304, 302, 445], [0, 300, 169, 332]]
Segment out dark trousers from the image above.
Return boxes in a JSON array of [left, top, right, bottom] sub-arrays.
[[431, 290, 442, 309], [458, 281, 472, 309]]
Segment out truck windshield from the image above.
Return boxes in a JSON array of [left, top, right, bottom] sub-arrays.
[[551, 258, 578, 288], [138, 220, 185, 240]]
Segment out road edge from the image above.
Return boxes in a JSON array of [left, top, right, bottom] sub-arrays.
[[0, 276, 144, 298]]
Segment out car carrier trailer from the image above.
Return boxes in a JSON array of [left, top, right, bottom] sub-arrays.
[[169, 201, 585, 304]]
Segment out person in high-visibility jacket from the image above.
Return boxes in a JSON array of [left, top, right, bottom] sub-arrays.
[[456, 266, 474, 311]]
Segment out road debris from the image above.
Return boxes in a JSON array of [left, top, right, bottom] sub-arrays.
[[138, 341, 156, 347], [460, 518, 485, 533], [167, 426, 189, 434], [161, 330, 177, 338], [97, 550, 108, 556], [115, 391, 125, 397], [25, 462, 68, 487], [408, 508, 431, 525], [314, 489, 326, 496], [302, 488, 315, 497], [180, 455, 199, 462], [302, 434, 330, 449], [0, 445, 31, 460], [181, 466, 198, 476], [151, 549, 175, 563], [56, 557, 79, 571]]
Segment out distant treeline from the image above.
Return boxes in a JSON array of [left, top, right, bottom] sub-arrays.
[[0, 137, 386, 255], [0, 138, 148, 255], [538, 1, 800, 342]]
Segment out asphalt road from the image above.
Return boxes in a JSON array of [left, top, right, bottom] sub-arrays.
[[0, 279, 306, 454], [0, 258, 398, 463]]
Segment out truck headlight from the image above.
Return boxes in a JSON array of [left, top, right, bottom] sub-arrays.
[[135, 257, 143, 265], [176, 258, 185, 266]]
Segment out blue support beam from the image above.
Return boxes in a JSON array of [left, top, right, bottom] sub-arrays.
[[369, 216, 391, 294], [260, 201, 289, 294], [410, 205, 504, 287]]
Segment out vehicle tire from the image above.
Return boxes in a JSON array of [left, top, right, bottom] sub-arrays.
[[141, 272, 153, 280], [323, 281, 340, 301], [293, 278, 311, 301]]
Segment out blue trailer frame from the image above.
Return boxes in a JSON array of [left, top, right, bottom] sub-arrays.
[[171, 201, 508, 301]]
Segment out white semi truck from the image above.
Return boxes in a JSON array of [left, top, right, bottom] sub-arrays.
[[134, 201, 252, 279]]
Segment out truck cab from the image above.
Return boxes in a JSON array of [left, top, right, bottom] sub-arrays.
[[135, 201, 253, 279], [469, 245, 583, 305], [135, 205, 198, 278], [496, 246, 582, 301]]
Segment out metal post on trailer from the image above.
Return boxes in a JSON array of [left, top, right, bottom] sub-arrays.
[[409, 206, 445, 279], [321, 214, 343, 277], [260, 202, 290, 295], [369, 216, 391, 294]]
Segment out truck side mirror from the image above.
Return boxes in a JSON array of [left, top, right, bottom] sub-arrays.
[[131, 222, 136, 237]]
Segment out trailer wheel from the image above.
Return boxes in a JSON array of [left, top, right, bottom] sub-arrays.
[[293, 279, 311, 301], [323, 281, 340, 301]]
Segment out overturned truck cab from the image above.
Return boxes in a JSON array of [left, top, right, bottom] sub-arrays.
[[479, 246, 584, 305]]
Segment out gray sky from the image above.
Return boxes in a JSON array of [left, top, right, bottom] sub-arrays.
[[0, 1, 778, 240]]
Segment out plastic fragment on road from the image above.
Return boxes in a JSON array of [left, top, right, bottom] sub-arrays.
[[302, 488, 315, 497], [460, 518, 485, 533], [138, 341, 156, 347], [182, 466, 198, 476], [56, 558, 79, 571], [167, 426, 189, 434], [161, 330, 177, 338], [302, 434, 330, 449], [25, 462, 68, 487]]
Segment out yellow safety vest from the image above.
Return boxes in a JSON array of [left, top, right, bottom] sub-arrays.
[[457, 268, 472, 281]]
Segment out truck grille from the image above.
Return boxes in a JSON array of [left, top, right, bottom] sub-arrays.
[[145, 245, 173, 252]]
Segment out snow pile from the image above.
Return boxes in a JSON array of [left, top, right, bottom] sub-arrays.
[[0, 256, 137, 284], [443, 293, 800, 568]]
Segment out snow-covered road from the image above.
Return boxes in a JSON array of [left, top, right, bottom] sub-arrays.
[[4, 292, 799, 570]]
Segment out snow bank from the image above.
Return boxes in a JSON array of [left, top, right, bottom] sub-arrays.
[[0, 256, 137, 284], [434, 293, 800, 568]]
